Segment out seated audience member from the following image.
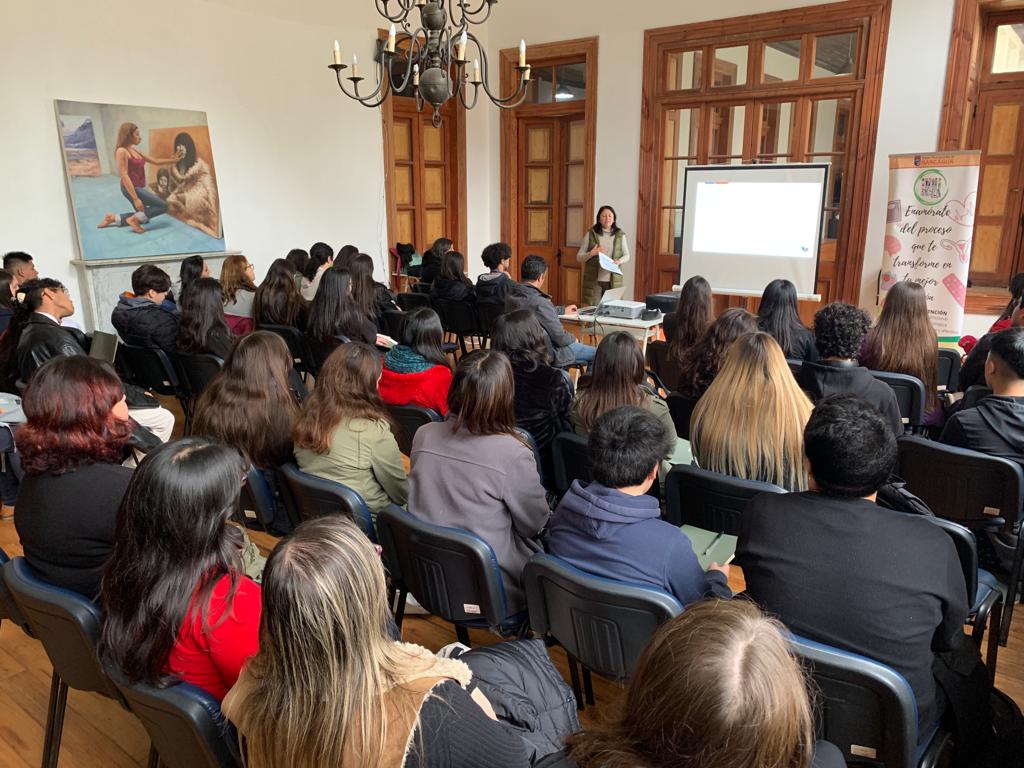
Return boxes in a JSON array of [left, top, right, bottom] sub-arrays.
[[254, 258, 307, 330], [491, 309, 572, 480], [220, 254, 258, 335], [737, 395, 968, 734], [293, 343, 408, 517], [2, 251, 38, 292], [566, 600, 845, 768], [418, 237, 452, 286], [409, 350, 549, 612], [797, 302, 903, 436], [691, 332, 812, 491], [14, 278, 175, 442], [430, 250, 476, 303], [960, 295, 1024, 392], [476, 242, 514, 306], [284, 247, 309, 282], [941, 327, 1024, 471], [14, 357, 134, 599], [571, 332, 676, 444], [506, 255, 595, 366], [175, 253, 209, 304], [758, 278, 818, 362], [100, 439, 261, 701], [676, 307, 758, 399], [379, 307, 453, 416], [307, 268, 378, 346], [549, 406, 730, 605], [222, 516, 527, 767], [0, 269, 16, 333], [333, 244, 360, 273], [989, 272, 1024, 335], [349, 252, 399, 330], [861, 280, 942, 426], [667, 274, 712, 352], [176, 277, 234, 359], [111, 264, 179, 355], [300, 241, 334, 301]]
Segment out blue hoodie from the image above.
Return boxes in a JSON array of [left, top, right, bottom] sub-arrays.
[[548, 481, 731, 606]]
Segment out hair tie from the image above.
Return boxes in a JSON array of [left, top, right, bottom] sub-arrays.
[[15, 292, 26, 304]]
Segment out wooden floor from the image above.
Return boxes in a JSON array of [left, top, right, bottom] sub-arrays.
[[2, 517, 1023, 766]]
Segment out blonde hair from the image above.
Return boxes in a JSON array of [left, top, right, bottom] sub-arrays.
[[568, 600, 815, 768], [232, 517, 436, 767], [690, 332, 812, 491]]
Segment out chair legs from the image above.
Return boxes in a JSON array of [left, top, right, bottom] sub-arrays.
[[42, 671, 68, 768], [582, 666, 595, 706], [999, 532, 1024, 645], [392, 588, 408, 630], [567, 656, 584, 712], [147, 745, 160, 768], [986, 599, 1003, 680], [455, 624, 471, 647]]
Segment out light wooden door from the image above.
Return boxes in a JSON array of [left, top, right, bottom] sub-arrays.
[[970, 88, 1024, 287]]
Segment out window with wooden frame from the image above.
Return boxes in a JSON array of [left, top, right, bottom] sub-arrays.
[[636, 2, 890, 312]]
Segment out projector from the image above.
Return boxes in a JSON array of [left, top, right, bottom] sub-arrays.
[[603, 300, 646, 320]]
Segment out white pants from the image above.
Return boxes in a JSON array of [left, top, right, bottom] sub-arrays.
[[128, 406, 175, 443]]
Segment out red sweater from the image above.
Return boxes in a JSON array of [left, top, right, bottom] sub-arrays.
[[379, 364, 452, 416], [167, 573, 261, 701]]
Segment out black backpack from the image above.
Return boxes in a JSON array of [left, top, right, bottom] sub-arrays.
[[876, 475, 934, 517]]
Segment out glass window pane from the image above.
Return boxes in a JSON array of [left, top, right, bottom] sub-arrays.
[[665, 50, 702, 90], [993, 23, 1024, 74], [810, 98, 852, 154], [763, 39, 801, 82], [661, 159, 689, 208], [759, 101, 795, 155], [554, 62, 587, 101], [709, 104, 745, 157], [813, 32, 857, 77], [659, 208, 683, 254], [713, 46, 748, 87], [526, 67, 554, 104], [663, 107, 700, 158]]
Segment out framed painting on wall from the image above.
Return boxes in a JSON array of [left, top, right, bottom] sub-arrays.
[[55, 99, 226, 261]]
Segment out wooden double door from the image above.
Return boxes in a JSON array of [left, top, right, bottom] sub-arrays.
[[517, 115, 587, 307]]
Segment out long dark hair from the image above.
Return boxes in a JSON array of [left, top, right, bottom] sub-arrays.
[[177, 277, 233, 356], [757, 279, 809, 358], [307, 269, 370, 343], [178, 255, 205, 303], [678, 308, 759, 398], [999, 273, 1024, 322], [254, 259, 306, 328], [173, 132, 198, 173], [347, 254, 379, 319], [99, 438, 247, 685], [334, 245, 360, 273], [670, 276, 713, 360], [448, 350, 522, 441], [575, 332, 646, 432], [491, 309, 551, 371], [398, 307, 449, 368], [591, 205, 621, 236], [0, 269, 14, 311], [285, 249, 309, 277], [440, 251, 473, 286]]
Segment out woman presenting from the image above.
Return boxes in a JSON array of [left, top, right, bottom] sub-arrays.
[[98, 122, 182, 234], [577, 205, 629, 307]]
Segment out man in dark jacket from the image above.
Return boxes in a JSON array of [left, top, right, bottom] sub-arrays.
[[475, 242, 514, 306], [548, 405, 731, 605], [505, 255, 595, 367], [111, 264, 179, 355], [798, 301, 903, 436]]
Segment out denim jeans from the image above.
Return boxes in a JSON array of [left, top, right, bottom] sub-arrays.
[[120, 184, 168, 225], [569, 340, 596, 365]]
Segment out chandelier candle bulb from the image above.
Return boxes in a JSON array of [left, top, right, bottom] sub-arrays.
[[351, 53, 358, 78], [519, 40, 526, 67], [386, 24, 396, 53], [524, 64, 531, 81], [413, 63, 420, 86], [472, 58, 481, 83], [333, 40, 342, 66], [457, 30, 467, 60]]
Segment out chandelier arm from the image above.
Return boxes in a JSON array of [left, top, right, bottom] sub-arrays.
[[335, 68, 388, 105], [375, 0, 414, 24], [388, 37, 421, 94], [452, 0, 493, 25], [472, 43, 529, 105]]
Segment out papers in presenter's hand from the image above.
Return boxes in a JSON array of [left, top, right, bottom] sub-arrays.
[[598, 251, 623, 275]]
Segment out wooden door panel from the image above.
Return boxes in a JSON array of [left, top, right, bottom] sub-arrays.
[[519, 117, 561, 301]]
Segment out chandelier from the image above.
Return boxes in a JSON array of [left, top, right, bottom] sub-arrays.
[[328, 1, 531, 126]]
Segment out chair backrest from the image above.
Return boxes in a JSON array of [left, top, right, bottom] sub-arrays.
[[936, 348, 961, 393], [117, 343, 182, 396], [432, 298, 480, 335], [869, 370, 925, 429], [666, 391, 698, 440], [476, 301, 505, 337], [172, 352, 223, 399], [923, 516, 979, 601], [645, 341, 683, 391], [109, 673, 241, 768], [239, 465, 275, 528], [523, 554, 682, 684], [661, 311, 677, 343], [277, 463, 375, 541], [0, 547, 31, 633], [385, 403, 442, 455], [382, 309, 407, 341], [3, 557, 121, 699], [786, 358, 803, 378], [789, 634, 919, 768], [257, 324, 309, 373], [303, 334, 347, 375], [897, 435, 1023, 530], [396, 292, 431, 312], [551, 431, 592, 496], [376, 504, 511, 626], [663, 463, 785, 529], [960, 384, 992, 410]]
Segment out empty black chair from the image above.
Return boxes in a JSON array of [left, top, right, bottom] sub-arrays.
[[897, 436, 1023, 644], [645, 341, 682, 391], [524, 553, 682, 710], [476, 301, 505, 342], [789, 634, 951, 768], [0, 546, 31, 635], [238, 464, 276, 532], [396, 292, 431, 311], [277, 462, 375, 541], [117, 343, 191, 424], [382, 309, 407, 341], [666, 391, 698, 440], [936, 348, 961, 393], [376, 504, 524, 643], [663, 463, 785, 529], [3, 557, 124, 768], [433, 298, 483, 356], [385, 403, 442, 455], [870, 370, 926, 432], [109, 672, 240, 768], [171, 352, 223, 420], [257, 324, 311, 380]]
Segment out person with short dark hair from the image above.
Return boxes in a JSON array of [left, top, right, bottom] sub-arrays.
[[798, 302, 903, 436], [476, 242, 513, 306], [548, 406, 730, 606], [738, 395, 968, 734], [2, 251, 38, 291], [111, 264, 179, 354], [505, 254, 595, 366]]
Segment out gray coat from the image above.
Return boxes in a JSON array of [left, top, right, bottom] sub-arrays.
[[408, 422, 550, 612], [505, 282, 576, 367]]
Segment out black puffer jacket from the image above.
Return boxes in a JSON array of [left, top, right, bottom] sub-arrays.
[[17, 315, 88, 383], [111, 295, 179, 355]]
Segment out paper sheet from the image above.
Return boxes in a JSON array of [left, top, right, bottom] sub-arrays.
[[598, 251, 622, 275]]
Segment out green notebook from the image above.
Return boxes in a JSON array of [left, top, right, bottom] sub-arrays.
[[681, 525, 737, 572]]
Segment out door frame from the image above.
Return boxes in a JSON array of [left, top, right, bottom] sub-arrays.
[[499, 37, 598, 280]]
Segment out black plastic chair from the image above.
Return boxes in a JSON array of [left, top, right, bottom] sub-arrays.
[[117, 343, 191, 427], [0, 546, 31, 635], [396, 292, 431, 311], [376, 504, 525, 643], [789, 634, 951, 768], [661, 311, 677, 343], [663, 463, 785, 529], [897, 436, 1024, 644], [382, 309, 407, 341], [385, 403, 443, 455], [171, 353, 223, 434], [303, 334, 349, 376], [257, 324, 311, 380], [787, 358, 803, 378], [432, 298, 483, 356], [476, 301, 505, 342], [238, 464, 276, 532], [277, 462, 376, 541], [3, 557, 125, 768], [936, 348, 961, 393], [524, 553, 682, 710], [645, 341, 682, 392], [551, 431, 659, 504], [960, 384, 992, 410], [666, 392, 699, 441], [870, 370, 926, 432]]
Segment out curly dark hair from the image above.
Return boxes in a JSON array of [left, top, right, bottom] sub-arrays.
[[677, 308, 758, 398], [812, 302, 871, 360]]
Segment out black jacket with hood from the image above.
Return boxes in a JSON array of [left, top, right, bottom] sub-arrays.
[[111, 294, 179, 355], [939, 394, 1024, 472], [798, 359, 904, 437]]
